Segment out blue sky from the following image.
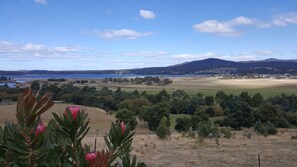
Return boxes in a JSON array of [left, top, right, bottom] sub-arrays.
[[0, 0, 297, 70]]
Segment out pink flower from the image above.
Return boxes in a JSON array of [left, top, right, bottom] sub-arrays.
[[85, 152, 97, 162], [35, 123, 45, 136], [67, 106, 80, 120], [121, 121, 125, 136]]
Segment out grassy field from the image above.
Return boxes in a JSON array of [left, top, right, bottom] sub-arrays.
[[1, 103, 297, 167], [57, 77, 297, 98]]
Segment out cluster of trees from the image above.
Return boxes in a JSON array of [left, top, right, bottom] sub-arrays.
[[47, 78, 67, 82], [0, 86, 23, 103], [3, 80, 297, 137], [0, 76, 12, 82], [214, 91, 297, 131], [73, 80, 88, 84], [102, 77, 172, 85]]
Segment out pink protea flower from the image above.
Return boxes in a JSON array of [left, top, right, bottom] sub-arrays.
[[35, 123, 45, 136], [121, 121, 125, 136], [85, 152, 97, 162], [66, 106, 80, 120]]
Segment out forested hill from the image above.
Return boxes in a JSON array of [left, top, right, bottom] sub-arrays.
[[1, 58, 297, 75], [129, 58, 297, 75]]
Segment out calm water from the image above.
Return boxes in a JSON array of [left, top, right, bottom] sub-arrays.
[[0, 82, 16, 88], [2, 74, 204, 80]]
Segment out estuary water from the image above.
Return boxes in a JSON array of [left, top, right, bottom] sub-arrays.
[[2, 74, 203, 80]]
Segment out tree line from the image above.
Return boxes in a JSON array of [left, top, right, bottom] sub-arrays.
[[102, 76, 172, 85], [1, 80, 297, 136]]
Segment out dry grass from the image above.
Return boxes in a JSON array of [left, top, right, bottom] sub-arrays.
[[1, 103, 297, 167], [62, 77, 297, 97], [84, 129, 297, 167], [0, 103, 116, 135]]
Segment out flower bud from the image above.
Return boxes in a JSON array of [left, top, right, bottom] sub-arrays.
[[67, 106, 80, 120], [85, 152, 97, 162], [121, 121, 125, 136], [35, 123, 45, 136]]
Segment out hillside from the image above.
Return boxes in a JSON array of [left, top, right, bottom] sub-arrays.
[[130, 58, 297, 75], [1, 58, 297, 75]]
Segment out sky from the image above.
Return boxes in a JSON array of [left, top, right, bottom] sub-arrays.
[[0, 0, 297, 70]]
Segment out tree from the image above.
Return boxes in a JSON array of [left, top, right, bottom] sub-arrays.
[[97, 87, 112, 96], [197, 120, 219, 138], [191, 108, 209, 130], [144, 103, 170, 131], [205, 96, 214, 106], [156, 116, 170, 139], [158, 89, 170, 102], [30, 80, 40, 93], [172, 89, 189, 100], [254, 104, 290, 128], [251, 93, 264, 107], [226, 102, 254, 130], [254, 104, 280, 125], [215, 90, 228, 104], [186, 97, 205, 115], [239, 92, 252, 105], [171, 90, 190, 114], [119, 98, 151, 115], [170, 98, 189, 114], [115, 108, 138, 130], [175, 117, 191, 132]]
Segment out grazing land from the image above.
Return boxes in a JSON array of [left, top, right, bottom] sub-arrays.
[[57, 77, 297, 98], [1, 103, 297, 167]]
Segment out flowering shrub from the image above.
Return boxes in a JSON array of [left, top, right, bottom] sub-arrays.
[[0, 88, 146, 167]]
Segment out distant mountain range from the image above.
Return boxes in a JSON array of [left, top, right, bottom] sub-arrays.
[[1, 58, 297, 75], [128, 58, 297, 75]]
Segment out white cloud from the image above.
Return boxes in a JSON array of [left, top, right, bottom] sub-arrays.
[[51, 46, 80, 52], [193, 20, 239, 36], [140, 9, 156, 19], [0, 40, 101, 60], [194, 12, 297, 36], [254, 50, 275, 55], [272, 12, 297, 26], [34, 0, 47, 4], [172, 52, 216, 60], [22, 43, 45, 51], [96, 29, 154, 40], [193, 16, 255, 36]]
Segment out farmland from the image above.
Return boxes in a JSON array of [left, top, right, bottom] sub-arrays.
[[53, 77, 297, 98], [1, 103, 297, 167]]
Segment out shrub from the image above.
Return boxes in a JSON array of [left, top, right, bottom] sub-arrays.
[[174, 117, 191, 132], [220, 128, 232, 139], [197, 120, 219, 138], [0, 88, 146, 167], [191, 109, 209, 131], [254, 120, 278, 136], [156, 116, 170, 139], [115, 108, 138, 130]]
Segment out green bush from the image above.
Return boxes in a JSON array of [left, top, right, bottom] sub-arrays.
[[191, 109, 209, 131], [220, 128, 232, 139], [175, 117, 191, 132], [197, 120, 219, 138], [115, 108, 138, 130], [254, 120, 278, 136], [156, 116, 170, 139]]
